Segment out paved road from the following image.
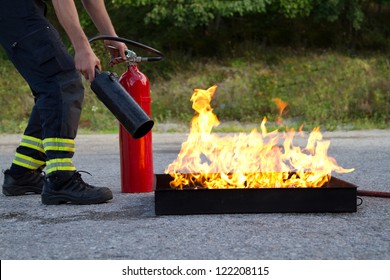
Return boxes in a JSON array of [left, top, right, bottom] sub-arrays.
[[0, 130, 389, 260]]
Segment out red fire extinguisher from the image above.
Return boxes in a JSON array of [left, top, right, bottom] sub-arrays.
[[119, 62, 153, 192], [88, 35, 164, 193]]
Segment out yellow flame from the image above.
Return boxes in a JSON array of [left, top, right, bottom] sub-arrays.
[[165, 85, 354, 189]]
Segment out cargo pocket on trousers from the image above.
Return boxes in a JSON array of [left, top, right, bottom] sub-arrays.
[[34, 44, 64, 77], [12, 25, 75, 78], [33, 41, 75, 77]]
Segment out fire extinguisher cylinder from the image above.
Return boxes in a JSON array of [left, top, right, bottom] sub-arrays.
[[90, 69, 154, 139], [88, 35, 164, 193]]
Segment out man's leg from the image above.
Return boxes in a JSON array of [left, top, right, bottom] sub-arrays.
[[1, 1, 112, 203], [2, 105, 46, 196]]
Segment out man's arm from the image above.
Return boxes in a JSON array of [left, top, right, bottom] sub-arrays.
[[81, 0, 117, 37], [52, 0, 100, 81], [81, 0, 127, 67], [51, 0, 126, 81]]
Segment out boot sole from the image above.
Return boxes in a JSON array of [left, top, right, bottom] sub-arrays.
[[2, 185, 43, 196], [41, 192, 113, 205]]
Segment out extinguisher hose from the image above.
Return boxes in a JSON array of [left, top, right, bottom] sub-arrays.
[[357, 190, 390, 198], [88, 35, 164, 62]]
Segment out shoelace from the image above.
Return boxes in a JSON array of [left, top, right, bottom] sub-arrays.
[[72, 171, 94, 188]]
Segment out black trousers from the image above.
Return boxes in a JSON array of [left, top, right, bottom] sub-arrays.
[[0, 0, 84, 173]]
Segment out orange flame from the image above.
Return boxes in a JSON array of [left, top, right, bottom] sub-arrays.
[[165, 85, 354, 189], [273, 97, 288, 124]]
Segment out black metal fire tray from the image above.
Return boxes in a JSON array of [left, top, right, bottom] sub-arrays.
[[154, 174, 357, 215]]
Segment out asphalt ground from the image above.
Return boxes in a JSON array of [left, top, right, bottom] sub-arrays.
[[0, 130, 389, 260]]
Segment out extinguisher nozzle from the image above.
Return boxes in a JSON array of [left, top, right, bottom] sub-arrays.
[[131, 119, 154, 139], [90, 70, 154, 139]]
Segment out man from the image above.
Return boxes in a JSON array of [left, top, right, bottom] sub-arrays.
[[0, 0, 127, 204]]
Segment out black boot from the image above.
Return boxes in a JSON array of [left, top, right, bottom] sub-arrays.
[[41, 171, 113, 205], [2, 169, 44, 196]]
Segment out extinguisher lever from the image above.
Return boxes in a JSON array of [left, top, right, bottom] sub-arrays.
[[106, 46, 163, 65], [89, 35, 164, 64]]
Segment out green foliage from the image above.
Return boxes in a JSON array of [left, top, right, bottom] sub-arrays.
[[277, 0, 312, 18], [108, 0, 381, 31], [112, 0, 270, 28], [96, 0, 390, 55]]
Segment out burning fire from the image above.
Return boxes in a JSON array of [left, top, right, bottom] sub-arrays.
[[272, 97, 288, 124], [165, 85, 354, 189]]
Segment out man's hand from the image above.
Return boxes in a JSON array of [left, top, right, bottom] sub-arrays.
[[104, 40, 127, 67], [53, 0, 125, 81], [74, 46, 101, 81]]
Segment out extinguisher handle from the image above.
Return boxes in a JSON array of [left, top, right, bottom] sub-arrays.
[[88, 35, 164, 62], [94, 67, 119, 81]]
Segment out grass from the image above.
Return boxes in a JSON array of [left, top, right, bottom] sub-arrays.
[[149, 47, 390, 131], [1, 47, 389, 134]]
